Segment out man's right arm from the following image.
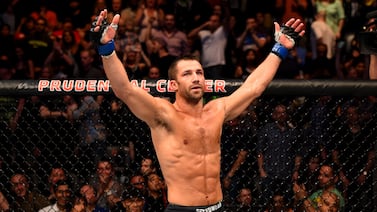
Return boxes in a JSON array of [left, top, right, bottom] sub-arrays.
[[96, 11, 166, 126]]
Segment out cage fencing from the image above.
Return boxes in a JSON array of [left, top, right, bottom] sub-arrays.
[[0, 79, 377, 211]]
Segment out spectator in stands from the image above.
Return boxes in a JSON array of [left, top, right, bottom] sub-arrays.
[[310, 10, 336, 60], [12, 44, 34, 80], [293, 163, 345, 211], [113, 186, 145, 211], [148, 37, 177, 79], [236, 16, 267, 54], [76, 49, 105, 79], [297, 153, 321, 196], [115, 18, 140, 57], [331, 104, 375, 211], [305, 96, 337, 161], [44, 165, 67, 203], [233, 187, 258, 211], [9, 173, 50, 211], [139, 157, 157, 177], [37, 94, 78, 170], [93, 0, 107, 18], [80, 184, 108, 212], [89, 156, 123, 210], [14, 17, 35, 42], [315, 0, 345, 42], [0, 1, 17, 33], [0, 190, 9, 212], [43, 32, 78, 79], [0, 24, 16, 58], [29, 2, 58, 32], [71, 95, 107, 174], [276, 0, 308, 24], [71, 192, 86, 212], [305, 42, 336, 79], [63, 0, 89, 30], [25, 17, 53, 79], [107, 0, 125, 23], [39, 180, 73, 212], [0, 54, 15, 81], [233, 48, 262, 80], [144, 65, 161, 80], [221, 108, 259, 205], [257, 104, 303, 208], [129, 174, 148, 197], [143, 172, 167, 211], [336, 38, 368, 80], [275, 47, 304, 79], [263, 192, 293, 212], [121, 45, 150, 80], [148, 13, 189, 57], [135, 0, 164, 44], [118, 0, 139, 27], [187, 5, 231, 79], [52, 19, 81, 48]]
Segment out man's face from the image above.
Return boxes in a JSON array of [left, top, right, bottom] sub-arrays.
[[140, 159, 153, 176], [147, 174, 162, 191], [238, 189, 252, 205], [148, 67, 160, 79], [49, 168, 66, 185], [246, 18, 257, 30], [131, 176, 146, 190], [124, 197, 145, 212], [80, 52, 93, 67], [318, 165, 334, 188], [112, 0, 122, 11], [55, 185, 71, 208], [11, 174, 29, 198], [164, 14, 175, 30], [272, 105, 288, 123], [208, 15, 221, 32], [97, 161, 113, 183], [174, 60, 205, 103], [80, 185, 97, 205]]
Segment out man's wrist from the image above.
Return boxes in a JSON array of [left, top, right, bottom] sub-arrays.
[[271, 43, 289, 60], [98, 40, 115, 56]]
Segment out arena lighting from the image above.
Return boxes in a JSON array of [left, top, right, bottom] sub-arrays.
[[1, 79, 377, 96]]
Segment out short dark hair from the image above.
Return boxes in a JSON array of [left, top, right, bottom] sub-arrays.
[[168, 55, 200, 80], [53, 180, 71, 193]]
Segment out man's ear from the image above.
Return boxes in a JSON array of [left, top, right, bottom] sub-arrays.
[[169, 80, 178, 91]]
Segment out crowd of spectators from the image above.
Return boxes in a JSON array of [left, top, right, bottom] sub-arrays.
[[0, 0, 376, 81], [1, 0, 377, 211]]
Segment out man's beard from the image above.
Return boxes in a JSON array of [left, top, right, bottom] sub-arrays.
[[185, 90, 203, 104]]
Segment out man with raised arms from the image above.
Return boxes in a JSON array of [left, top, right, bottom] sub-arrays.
[[91, 9, 305, 212]]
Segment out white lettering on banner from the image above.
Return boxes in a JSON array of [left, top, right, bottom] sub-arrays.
[[195, 202, 222, 212], [38, 80, 111, 92], [37, 80, 227, 93]]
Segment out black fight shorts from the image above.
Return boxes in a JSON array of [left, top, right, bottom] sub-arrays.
[[165, 201, 224, 212]]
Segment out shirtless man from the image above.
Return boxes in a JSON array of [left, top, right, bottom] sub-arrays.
[[92, 9, 305, 211]]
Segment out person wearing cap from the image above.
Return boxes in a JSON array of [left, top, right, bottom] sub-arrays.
[[113, 186, 145, 212]]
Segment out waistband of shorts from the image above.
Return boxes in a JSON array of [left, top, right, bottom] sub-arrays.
[[166, 201, 223, 212]]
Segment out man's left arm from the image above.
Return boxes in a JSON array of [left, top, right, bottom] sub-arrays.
[[223, 18, 305, 121]]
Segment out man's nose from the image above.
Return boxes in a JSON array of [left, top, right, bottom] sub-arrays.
[[192, 73, 200, 82]]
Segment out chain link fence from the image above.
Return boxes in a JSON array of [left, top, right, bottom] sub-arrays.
[[0, 80, 376, 211]]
